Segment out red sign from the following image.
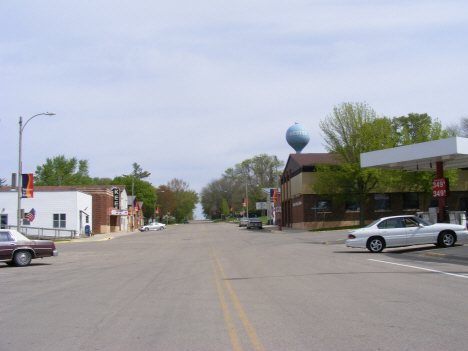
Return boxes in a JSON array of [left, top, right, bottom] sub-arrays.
[[432, 178, 449, 198]]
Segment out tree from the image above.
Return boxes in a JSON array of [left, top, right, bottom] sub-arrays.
[[35, 155, 94, 186], [166, 179, 199, 222], [446, 116, 468, 137], [0, 178, 6, 188], [315, 102, 398, 225], [130, 163, 151, 180], [221, 199, 230, 220]]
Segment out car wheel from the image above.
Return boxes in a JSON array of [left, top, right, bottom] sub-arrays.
[[259, 227, 263, 229], [438, 232, 456, 247], [145, 228, 149, 231], [13, 250, 32, 267], [367, 237, 385, 253]]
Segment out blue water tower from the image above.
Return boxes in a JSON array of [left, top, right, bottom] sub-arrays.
[[286, 123, 310, 154]]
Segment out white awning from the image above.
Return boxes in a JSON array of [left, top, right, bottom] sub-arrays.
[[361, 137, 468, 171]]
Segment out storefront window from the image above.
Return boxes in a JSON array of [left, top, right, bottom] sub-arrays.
[[374, 193, 390, 211], [317, 200, 331, 212], [403, 193, 419, 210]]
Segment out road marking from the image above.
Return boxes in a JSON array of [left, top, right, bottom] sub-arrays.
[[210, 252, 243, 351], [212, 247, 265, 351], [368, 259, 468, 279]]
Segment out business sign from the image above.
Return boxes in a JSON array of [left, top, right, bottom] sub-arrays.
[[432, 178, 449, 198], [21, 174, 34, 198], [110, 208, 129, 216], [256, 202, 267, 210], [111, 186, 120, 208]]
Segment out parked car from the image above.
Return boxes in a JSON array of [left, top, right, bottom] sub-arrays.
[[139, 222, 166, 231], [239, 218, 249, 227], [184, 219, 189, 224], [0, 229, 58, 267], [346, 215, 468, 253], [247, 218, 263, 229]]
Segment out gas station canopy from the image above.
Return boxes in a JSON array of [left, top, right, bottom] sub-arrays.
[[361, 137, 468, 171]]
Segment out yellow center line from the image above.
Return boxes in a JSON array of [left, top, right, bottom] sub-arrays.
[[210, 251, 243, 351], [211, 247, 266, 351]]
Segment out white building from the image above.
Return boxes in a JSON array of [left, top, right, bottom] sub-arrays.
[[0, 189, 92, 237]]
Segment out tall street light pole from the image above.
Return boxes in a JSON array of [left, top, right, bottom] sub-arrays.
[[17, 112, 56, 231]]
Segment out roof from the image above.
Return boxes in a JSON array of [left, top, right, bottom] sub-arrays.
[[283, 153, 341, 176], [361, 137, 468, 171]]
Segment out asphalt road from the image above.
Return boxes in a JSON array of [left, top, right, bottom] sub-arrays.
[[1, 223, 468, 351]]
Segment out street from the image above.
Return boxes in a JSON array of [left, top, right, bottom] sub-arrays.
[[1, 223, 468, 351]]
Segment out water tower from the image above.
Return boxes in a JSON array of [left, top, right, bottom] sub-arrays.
[[286, 123, 310, 154]]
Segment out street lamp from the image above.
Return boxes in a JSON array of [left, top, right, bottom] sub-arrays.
[[17, 112, 56, 231]]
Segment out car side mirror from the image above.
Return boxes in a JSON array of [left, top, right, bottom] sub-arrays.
[[419, 223, 424, 227]]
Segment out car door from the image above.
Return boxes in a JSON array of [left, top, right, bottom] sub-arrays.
[[0, 232, 16, 260], [404, 217, 434, 245], [377, 218, 407, 247]]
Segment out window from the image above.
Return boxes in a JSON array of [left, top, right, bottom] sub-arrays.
[[460, 198, 468, 212], [430, 197, 439, 208], [378, 218, 403, 229], [374, 194, 391, 211], [345, 198, 360, 212], [53, 214, 66, 228], [0, 214, 7, 229], [403, 193, 419, 210], [0, 232, 11, 242], [317, 200, 331, 212]]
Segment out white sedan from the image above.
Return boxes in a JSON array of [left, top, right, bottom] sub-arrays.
[[346, 215, 467, 253], [139, 222, 166, 231]]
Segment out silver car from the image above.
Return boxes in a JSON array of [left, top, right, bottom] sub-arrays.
[[346, 215, 468, 253], [239, 218, 249, 227], [139, 222, 166, 231]]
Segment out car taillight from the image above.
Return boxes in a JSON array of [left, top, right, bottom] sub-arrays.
[[52, 243, 56, 250], [348, 234, 356, 239]]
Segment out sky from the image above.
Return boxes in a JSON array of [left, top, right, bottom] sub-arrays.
[[1, 1, 467, 219]]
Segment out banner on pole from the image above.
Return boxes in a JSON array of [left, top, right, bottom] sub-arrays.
[[21, 174, 34, 198]]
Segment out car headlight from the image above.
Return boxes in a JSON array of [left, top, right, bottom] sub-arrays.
[[348, 233, 356, 239]]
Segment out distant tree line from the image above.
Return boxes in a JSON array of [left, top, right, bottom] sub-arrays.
[[200, 154, 284, 219]]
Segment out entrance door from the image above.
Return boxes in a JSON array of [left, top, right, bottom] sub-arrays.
[[0, 214, 7, 229]]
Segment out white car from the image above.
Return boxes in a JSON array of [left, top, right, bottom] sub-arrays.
[[346, 215, 467, 253], [139, 222, 166, 231]]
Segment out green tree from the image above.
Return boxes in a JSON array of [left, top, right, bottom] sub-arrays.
[[35, 155, 94, 186], [0, 178, 6, 188], [166, 178, 198, 222], [314, 102, 398, 225], [130, 163, 151, 180], [221, 199, 230, 220]]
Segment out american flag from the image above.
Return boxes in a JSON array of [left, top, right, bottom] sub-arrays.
[[26, 208, 36, 222]]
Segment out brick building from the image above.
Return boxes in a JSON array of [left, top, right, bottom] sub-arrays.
[[280, 153, 468, 230]]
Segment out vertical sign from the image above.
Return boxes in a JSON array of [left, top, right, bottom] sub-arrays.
[[21, 174, 34, 198], [242, 198, 247, 207], [111, 186, 120, 208]]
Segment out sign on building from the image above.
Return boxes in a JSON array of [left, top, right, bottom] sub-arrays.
[[111, 186, 120, 208], [256, 202, 267, 210]]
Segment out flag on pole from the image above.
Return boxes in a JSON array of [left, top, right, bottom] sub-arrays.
[[240, 210, 244, 216], [230, 205, 233, 211], [26, 208, 36, 222], [156, 207, 159, 214], [242, 198, 247, 207]]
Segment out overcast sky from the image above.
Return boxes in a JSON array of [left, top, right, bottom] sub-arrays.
[[1, 1, 467, 219]]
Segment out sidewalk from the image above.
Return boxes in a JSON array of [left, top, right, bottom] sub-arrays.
[[69, 229, 140, 242]]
